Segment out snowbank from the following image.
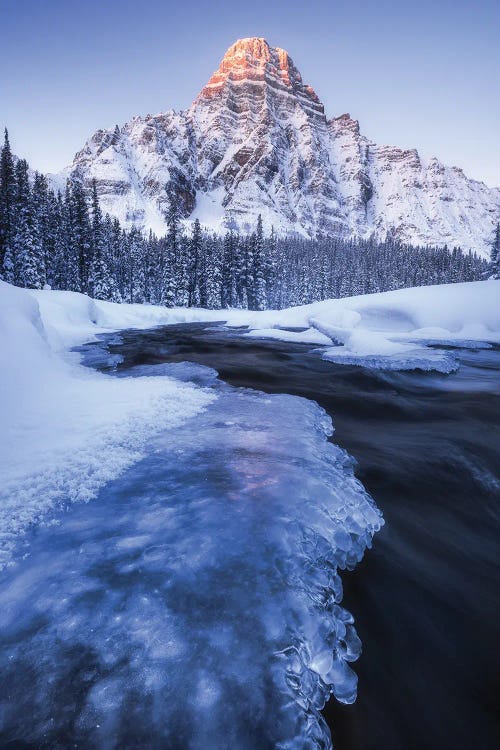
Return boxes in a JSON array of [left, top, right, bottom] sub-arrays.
[[22, 279, 500, 376], [236, 281, 500, 372], [0, 282, 215, 568], [29, 289, 229, 352]]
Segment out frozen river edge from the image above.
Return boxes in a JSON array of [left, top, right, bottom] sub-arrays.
[[0, 323, 383, 749]]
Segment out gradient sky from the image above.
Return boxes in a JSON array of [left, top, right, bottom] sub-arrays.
[[1, 0, 499, 185]]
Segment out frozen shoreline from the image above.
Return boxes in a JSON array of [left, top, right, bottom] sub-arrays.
[[33, 279, 500, 374], [0, 282, 216, 568]]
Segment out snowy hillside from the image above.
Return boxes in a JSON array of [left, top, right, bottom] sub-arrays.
[[59, 38, 500, 256]]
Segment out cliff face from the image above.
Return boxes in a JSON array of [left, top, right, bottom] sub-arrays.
[[61, 38, 499, 256]]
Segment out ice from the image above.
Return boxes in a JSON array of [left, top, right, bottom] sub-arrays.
[[233, 281, 500, 373], [0, 282, 216, 569], [321, 344, 459, 373], [0, 374, 383, 749], [0, 280, 383, 747], [244, 326, 333, 345]]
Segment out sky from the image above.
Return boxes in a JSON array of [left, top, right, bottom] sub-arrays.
[[1, 0, 499, 186]]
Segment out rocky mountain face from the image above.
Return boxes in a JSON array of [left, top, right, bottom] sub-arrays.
[[62, 38, 499, 256]]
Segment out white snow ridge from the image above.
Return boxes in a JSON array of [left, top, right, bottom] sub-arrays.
[[236, 280, 500, 372]]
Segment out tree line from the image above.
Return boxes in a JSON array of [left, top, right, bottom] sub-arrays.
[[0, 130, 489, 309]]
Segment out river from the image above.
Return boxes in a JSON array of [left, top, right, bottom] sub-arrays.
[[0, 322, 498, 749]]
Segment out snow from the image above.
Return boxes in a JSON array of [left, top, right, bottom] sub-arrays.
[[244, 326, 332, 345], [29, 288, 228, 351], [1, 279, 498, 564], [60, 40, 500, 255], [0, 282, 215, 568], [0, 280, 387, 748], [233, 281, 500, 372], [5, 277, 496, 746], [27, 280, 500, 377]]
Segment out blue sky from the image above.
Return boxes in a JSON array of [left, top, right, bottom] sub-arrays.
[[1, 0, 499, 185]]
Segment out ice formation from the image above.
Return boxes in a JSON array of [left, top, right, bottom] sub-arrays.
[[0, 365, 383, 749], [0, 280, 385, 748]]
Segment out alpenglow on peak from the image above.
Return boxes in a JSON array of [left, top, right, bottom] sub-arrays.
[[62, 38, 499, 255], [194, 37, 322, 113]]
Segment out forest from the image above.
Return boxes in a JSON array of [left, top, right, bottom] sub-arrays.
[[0, 131, 488, 310]]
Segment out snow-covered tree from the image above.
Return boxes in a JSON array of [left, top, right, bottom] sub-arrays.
[[0, 130, 488, 306], [253, 214, 266, 310], [0, 129, 16, 279], [486, 222, 500, 279], [14, 160, 45, 289], [187, 218, 202, 307], [88, 180, 113, 299], [69, 179, 92, 293], [161, 199, 181, 306]]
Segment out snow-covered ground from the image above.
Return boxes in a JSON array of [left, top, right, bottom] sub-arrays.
[[30, 280, 500, 373], [0, 282, 216, 569], [236, 280, 500, 372]]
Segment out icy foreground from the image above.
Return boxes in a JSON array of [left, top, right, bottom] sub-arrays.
[[0, 282, 384, 749], [0, 282, 216, 568], [0, 373, 383, 749]]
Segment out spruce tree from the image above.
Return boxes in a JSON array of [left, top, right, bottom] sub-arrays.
[[487, 222, 500, 279], [253, 214, 266, 310], [205, 233, 222, 309], [161, 198, 180, 306], [124, 227, 146, 303], [70, 180, 92, 293], [222, 230, 238, 308], [88, 181, 112, 299], [61, 182, 80, 291], [187, 218, 202, 306], [0, 129, 16, 278], [14, 159, 45, 289]]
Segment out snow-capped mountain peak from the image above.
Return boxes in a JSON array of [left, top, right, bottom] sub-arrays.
[[62, 38, 499, 256], [195, 37, 322, 113]]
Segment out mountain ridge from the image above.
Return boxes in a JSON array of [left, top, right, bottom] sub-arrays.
[[56, 37, 499, 257]]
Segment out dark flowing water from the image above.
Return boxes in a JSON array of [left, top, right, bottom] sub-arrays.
[[81, 323, 500, 750], [1, 322, 499, 749]]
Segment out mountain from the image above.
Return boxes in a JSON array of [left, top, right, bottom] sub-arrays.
[[60, 38, 499, 256]]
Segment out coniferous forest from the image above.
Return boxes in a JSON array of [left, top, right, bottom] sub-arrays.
[[0, 131, 488, 310]]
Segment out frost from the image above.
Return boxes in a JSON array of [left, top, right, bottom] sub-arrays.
[[0, 379, 383, 749]]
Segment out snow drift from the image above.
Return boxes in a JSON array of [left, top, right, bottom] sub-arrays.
[[0, 282, 215, 568], [238, 280, 500, 372]]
